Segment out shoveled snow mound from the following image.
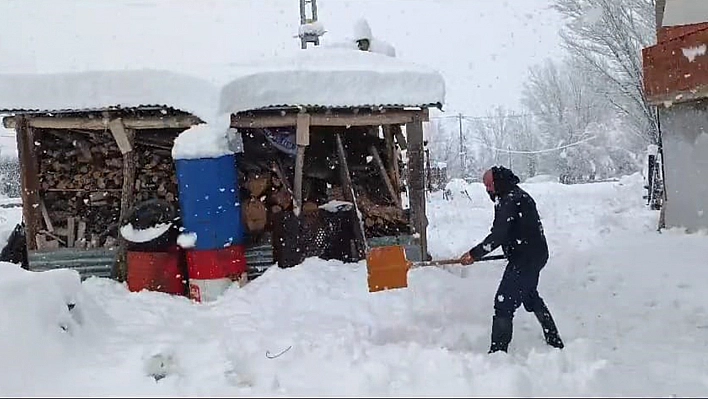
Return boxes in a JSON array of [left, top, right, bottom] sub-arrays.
[[525, 174, 559, 184], [3, 173, 708, 396], [0, 263, 108, 395]]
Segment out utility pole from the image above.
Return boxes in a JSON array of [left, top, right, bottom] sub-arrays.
[[458, 113, 466, 178], [299, 0, 320, 49], [507, 144, 512, 169]]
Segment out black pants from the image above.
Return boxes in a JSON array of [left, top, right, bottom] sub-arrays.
[[494, 261, 546, 319]]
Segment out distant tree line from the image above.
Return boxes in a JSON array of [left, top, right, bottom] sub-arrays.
[[426, 0, 656, 184]]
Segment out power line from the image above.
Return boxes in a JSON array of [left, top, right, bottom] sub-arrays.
[[468, 135, 597, 155], [430, 104, 605, 122]]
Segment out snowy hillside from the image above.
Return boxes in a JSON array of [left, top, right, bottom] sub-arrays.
[[1, 176, 707, 396]]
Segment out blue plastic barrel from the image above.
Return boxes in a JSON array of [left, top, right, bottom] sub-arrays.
[[174, 154, 245, 250]]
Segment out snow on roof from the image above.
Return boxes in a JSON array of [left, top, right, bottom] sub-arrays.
[[0, 47, 445, 124], [0, 69, 217, 121], [662, 0, 708, 27], [217, 47, 444, 114]]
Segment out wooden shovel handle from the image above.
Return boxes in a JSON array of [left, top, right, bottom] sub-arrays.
[[413, 254, 506, 268]]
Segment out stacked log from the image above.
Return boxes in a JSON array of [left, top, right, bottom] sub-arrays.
[[36, 129, 179, 248], [329, 186, 410, 237]]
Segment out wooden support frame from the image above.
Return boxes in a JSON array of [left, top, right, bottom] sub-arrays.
[[293, 113, 311, 215], [405, 116, 429, 261], [109, 118, 137, 282], [231, 109, 429, 129], [15, 116, 42, 251], [3, 114, 201, 130], [369, 145, 401, 208], [335, 133, 367, 258]]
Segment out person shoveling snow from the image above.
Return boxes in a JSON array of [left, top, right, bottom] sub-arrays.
[[459, 166, 564, 354]]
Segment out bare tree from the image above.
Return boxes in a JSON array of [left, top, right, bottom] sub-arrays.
[[552, 0, 658, 144]]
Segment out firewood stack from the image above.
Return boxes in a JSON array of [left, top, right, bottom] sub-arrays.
[[36, 129, 179, 249]]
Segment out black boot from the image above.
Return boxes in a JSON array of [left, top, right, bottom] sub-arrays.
[[488, 315, 513, 354], [534, 306, 564, 349]]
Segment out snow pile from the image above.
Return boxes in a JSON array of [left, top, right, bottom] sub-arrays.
[[525, 174, 560, 184], [0, 263, 106, 395], [3, 174, 708, 396], [177, 232, 198, 249], [120, 222, 172, 244], [298, 21, 326, 38], [172, 115, 237, 160], [682, 44, 706, 63]]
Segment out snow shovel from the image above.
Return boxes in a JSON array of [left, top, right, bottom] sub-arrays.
[[366, 245, 506, 293]]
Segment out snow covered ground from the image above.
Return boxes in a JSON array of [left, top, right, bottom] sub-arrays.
[[1, 174, 708, 396]]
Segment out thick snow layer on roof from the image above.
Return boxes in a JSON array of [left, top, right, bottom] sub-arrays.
[[218, 47, 444, 114], [0, 47, 444, 123], [663, 0, 708, 27], [0, 69, 219, 122]]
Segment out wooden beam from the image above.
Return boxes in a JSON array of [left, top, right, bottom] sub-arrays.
[[335, 133, 367, 259], [108, 118, 133, 154], [293, 113, 310, 216], [231, 109, 430, 129], [383, 126, 402, 195], [15, 116, 42, 251], [405, 117, 428, 261], [369, 145, 401, 208], [2, 115, 201, 130], [112, 128, 136, 282]]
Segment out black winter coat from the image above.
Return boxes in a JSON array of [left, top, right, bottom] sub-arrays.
[[469, 175, 549, 267]]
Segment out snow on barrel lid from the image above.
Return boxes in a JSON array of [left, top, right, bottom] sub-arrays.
[[172, 114, 237, 161]]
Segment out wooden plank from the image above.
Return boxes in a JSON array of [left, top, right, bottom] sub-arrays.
[[113, 128, 137, 282], [369, 145, 401, 208], [296, 113, 311, 146], [405, 117, 428, 261], [39, 199, 54, 232], [108, 118, 133, 154], [292, 113, 310, 215], [231, 109, 429, 129], [76, 221, 87, 248], [67, 217, 76, 248], [383, 126, 400, 195], [335, 133, 368, 258], [3, 115, 201, 130], [15, 116, 42, 251]]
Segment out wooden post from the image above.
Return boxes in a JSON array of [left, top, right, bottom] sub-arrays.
[[293, 113, 310, 216], [110, 118, 136, 282], [405, 117, 428, 261], [335, 133, 367, 258], [385, 125, 403, 194], [15, 116, 42, 251], [369, 145, 401, 208]]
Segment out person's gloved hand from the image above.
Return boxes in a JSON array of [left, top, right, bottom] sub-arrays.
[[459, 251, 475, 265]]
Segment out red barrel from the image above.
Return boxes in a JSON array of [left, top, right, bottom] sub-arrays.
[[186, 244, 247, 302], [127, 246, 186, 296]]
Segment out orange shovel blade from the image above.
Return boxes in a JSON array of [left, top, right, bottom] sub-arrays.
[[366, 245, 412, 292]]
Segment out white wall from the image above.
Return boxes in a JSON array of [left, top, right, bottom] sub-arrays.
[[663, 0, 708, 27], [660, 100, 708, 232]]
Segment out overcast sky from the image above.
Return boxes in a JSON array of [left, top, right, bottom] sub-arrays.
[[0, 0, 566, 156]]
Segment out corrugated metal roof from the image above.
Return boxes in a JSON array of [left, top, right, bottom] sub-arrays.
[[1, 102, 441, 117], [0, 104, 185, 115]]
